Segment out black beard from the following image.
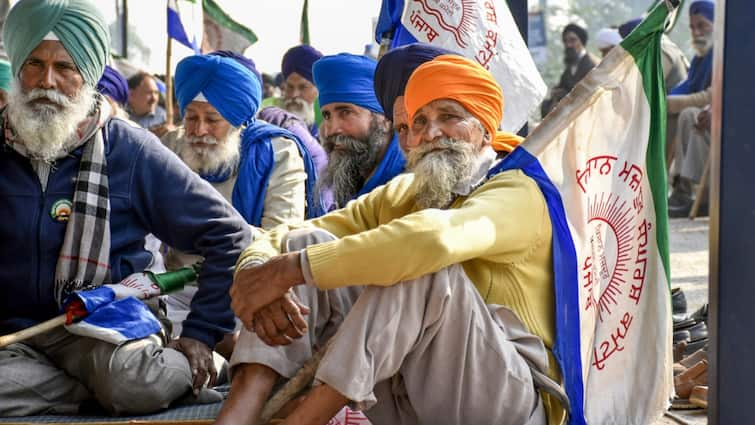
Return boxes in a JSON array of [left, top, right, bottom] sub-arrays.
[[317, 115, 391, 208]]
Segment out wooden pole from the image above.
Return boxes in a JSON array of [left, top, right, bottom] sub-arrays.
[[165, 34, 174, 125], [0, 315, 67, 348]]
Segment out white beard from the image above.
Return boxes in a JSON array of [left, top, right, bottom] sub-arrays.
[[6, 81, 96, 162], [692, 33, 713, 57], [407, 137, 480, 210], [282, 97, 315, 127], [177, 127, 241, 177]]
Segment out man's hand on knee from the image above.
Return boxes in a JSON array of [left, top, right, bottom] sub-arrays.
[[167, 337, 217, 395]]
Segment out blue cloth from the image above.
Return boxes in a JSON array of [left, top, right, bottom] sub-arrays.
[[175, 54, 261, 127], [618, 18, 642, 38], [208, 50, 262, 85], [0, 118, 251, 348], [357, 133, 405, 197], [96, 65, 129, 106], [282, 45, 323, 84], [375, 0, 418, 48], [670, 49, 713, 95], [488, 147, 585, 425], [232, 121, 324, 225], [374, 43, 455, 121], [690, 0, 715, 22], [313, 53, 383, 114], [258, 106, 328, 175]]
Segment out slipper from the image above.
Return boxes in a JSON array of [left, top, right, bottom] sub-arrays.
[[690, 385, 708, 409], [674, 359, 708, 399]]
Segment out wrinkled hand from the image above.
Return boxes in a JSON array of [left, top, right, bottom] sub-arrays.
[[695, 109, 711, 132], [251, 290, 310, 346], [231, 252, 305, 327], [168, 337, 217, 395]]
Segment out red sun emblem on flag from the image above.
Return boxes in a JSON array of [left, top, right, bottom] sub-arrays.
[[412, 0, 476, 48]]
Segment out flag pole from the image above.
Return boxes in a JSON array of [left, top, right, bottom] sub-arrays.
[[165, 1, 174, 126]]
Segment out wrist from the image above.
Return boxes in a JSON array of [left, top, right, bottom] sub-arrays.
[[282, 251, 305, 288]]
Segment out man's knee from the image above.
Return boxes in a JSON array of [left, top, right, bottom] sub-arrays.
[[283, 228, 337, 253], [96, 338, 192, 414]]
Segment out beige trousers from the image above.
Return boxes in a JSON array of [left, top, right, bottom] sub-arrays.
[[231, 229, 549, 425]]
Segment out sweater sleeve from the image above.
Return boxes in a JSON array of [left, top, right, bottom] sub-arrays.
[[127, 130, 251, 348], [235, 174, 415, 271], [306, 170, 548, 289]]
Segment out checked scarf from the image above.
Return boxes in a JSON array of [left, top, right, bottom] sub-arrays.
[[4, 95, 112, 305]]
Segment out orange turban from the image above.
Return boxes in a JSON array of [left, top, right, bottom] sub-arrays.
[[404, 55, 522, 153]]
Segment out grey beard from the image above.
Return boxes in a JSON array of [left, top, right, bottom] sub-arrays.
[[178, 128, 241, 177], [6, 82, 96, 163], [282, 97, 315, 127], [692, 34, 713, 57], [407, 137, 479, 210], [317, 116, 390, 208]]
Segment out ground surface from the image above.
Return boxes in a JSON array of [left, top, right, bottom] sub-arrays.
[[654, 217, 709, 425]]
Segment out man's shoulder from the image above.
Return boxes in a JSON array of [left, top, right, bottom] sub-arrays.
[[105, 117, 171, 159], [480, 169, 542, 198]]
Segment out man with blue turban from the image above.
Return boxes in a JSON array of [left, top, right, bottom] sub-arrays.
[[0, 59, 11, 109], [96, 65, 130, 120], [313, 53, 405, 211], [667, 0, 716, 217], [0, 0, 251, 416], [261, 45, 323, 138], [164, 54, 322, 357]]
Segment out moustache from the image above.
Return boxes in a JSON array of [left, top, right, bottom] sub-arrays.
[[186, 135, 220, 145], [26, 88, 72, 107]]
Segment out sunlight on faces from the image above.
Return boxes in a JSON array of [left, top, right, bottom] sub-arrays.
[[406, 99, 488, 209], [690, 14, 714, 56], [7, 41, 94, 162], [317, 105, 391, 208], [180, 101, 240, 176]]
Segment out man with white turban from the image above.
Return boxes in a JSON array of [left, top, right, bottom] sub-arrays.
[[0, 0, 250, 416]]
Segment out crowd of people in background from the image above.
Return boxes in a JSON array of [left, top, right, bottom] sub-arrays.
[[541, 0, 715, 219]]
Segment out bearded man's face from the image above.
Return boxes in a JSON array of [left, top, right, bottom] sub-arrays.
[[316, 107, 391, 208], [180, 101, 241, 176], [6, 41, 95, 162], [405, 99, 489, 209]]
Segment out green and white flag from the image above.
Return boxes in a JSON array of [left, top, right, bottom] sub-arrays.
[[202, 0, 257, 53], [495, 2, 675, 423]]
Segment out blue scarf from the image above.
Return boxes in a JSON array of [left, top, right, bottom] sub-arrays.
[[670, 49, 712, 95], [357, 133, 405, 197], [231, 121, 323, 226]]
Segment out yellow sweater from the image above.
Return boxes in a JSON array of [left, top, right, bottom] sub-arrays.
[[238, 169, 565, 424]]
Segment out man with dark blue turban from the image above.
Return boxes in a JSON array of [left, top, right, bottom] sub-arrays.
[[96, 65, 131, 122], [540, 23, 598, 118], [0, 0, 251, 416], [312, 53, 405, 211], [667, 0, 716, 217], [273, 44, 324, 138], [373, 43, 454, 152]]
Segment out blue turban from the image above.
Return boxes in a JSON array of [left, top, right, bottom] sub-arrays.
[[313, 53, 383, 114], [0, 60, 11, 92], [281, 45, 322, 84], [374, 43, 456, 121], [175, 54, 261, 127], [208, 50, 262, 85], [690, 0, 714, 22], [96, 65, 129, 106], [3, 0, 110, 87], [618, 18, 642, 38]]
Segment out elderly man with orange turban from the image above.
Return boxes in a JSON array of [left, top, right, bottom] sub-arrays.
[[222, 56, 566, 425]]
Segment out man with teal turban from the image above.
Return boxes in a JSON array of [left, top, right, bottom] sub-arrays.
[[163, 54, 323, 356], [0, 0, 251, 416], [0, 60, 11, 109], [312, 53, 405, 212]]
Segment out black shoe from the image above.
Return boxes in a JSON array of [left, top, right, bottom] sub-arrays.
[[672, 287, 687, 315], [690, 303, 709, 324], [669, 201, 693, 218]]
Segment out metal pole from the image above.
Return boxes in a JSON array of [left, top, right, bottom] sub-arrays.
[[708, 0, 755, 423]]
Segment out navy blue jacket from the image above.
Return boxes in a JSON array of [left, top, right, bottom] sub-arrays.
[[0, 118, 251, 348]]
